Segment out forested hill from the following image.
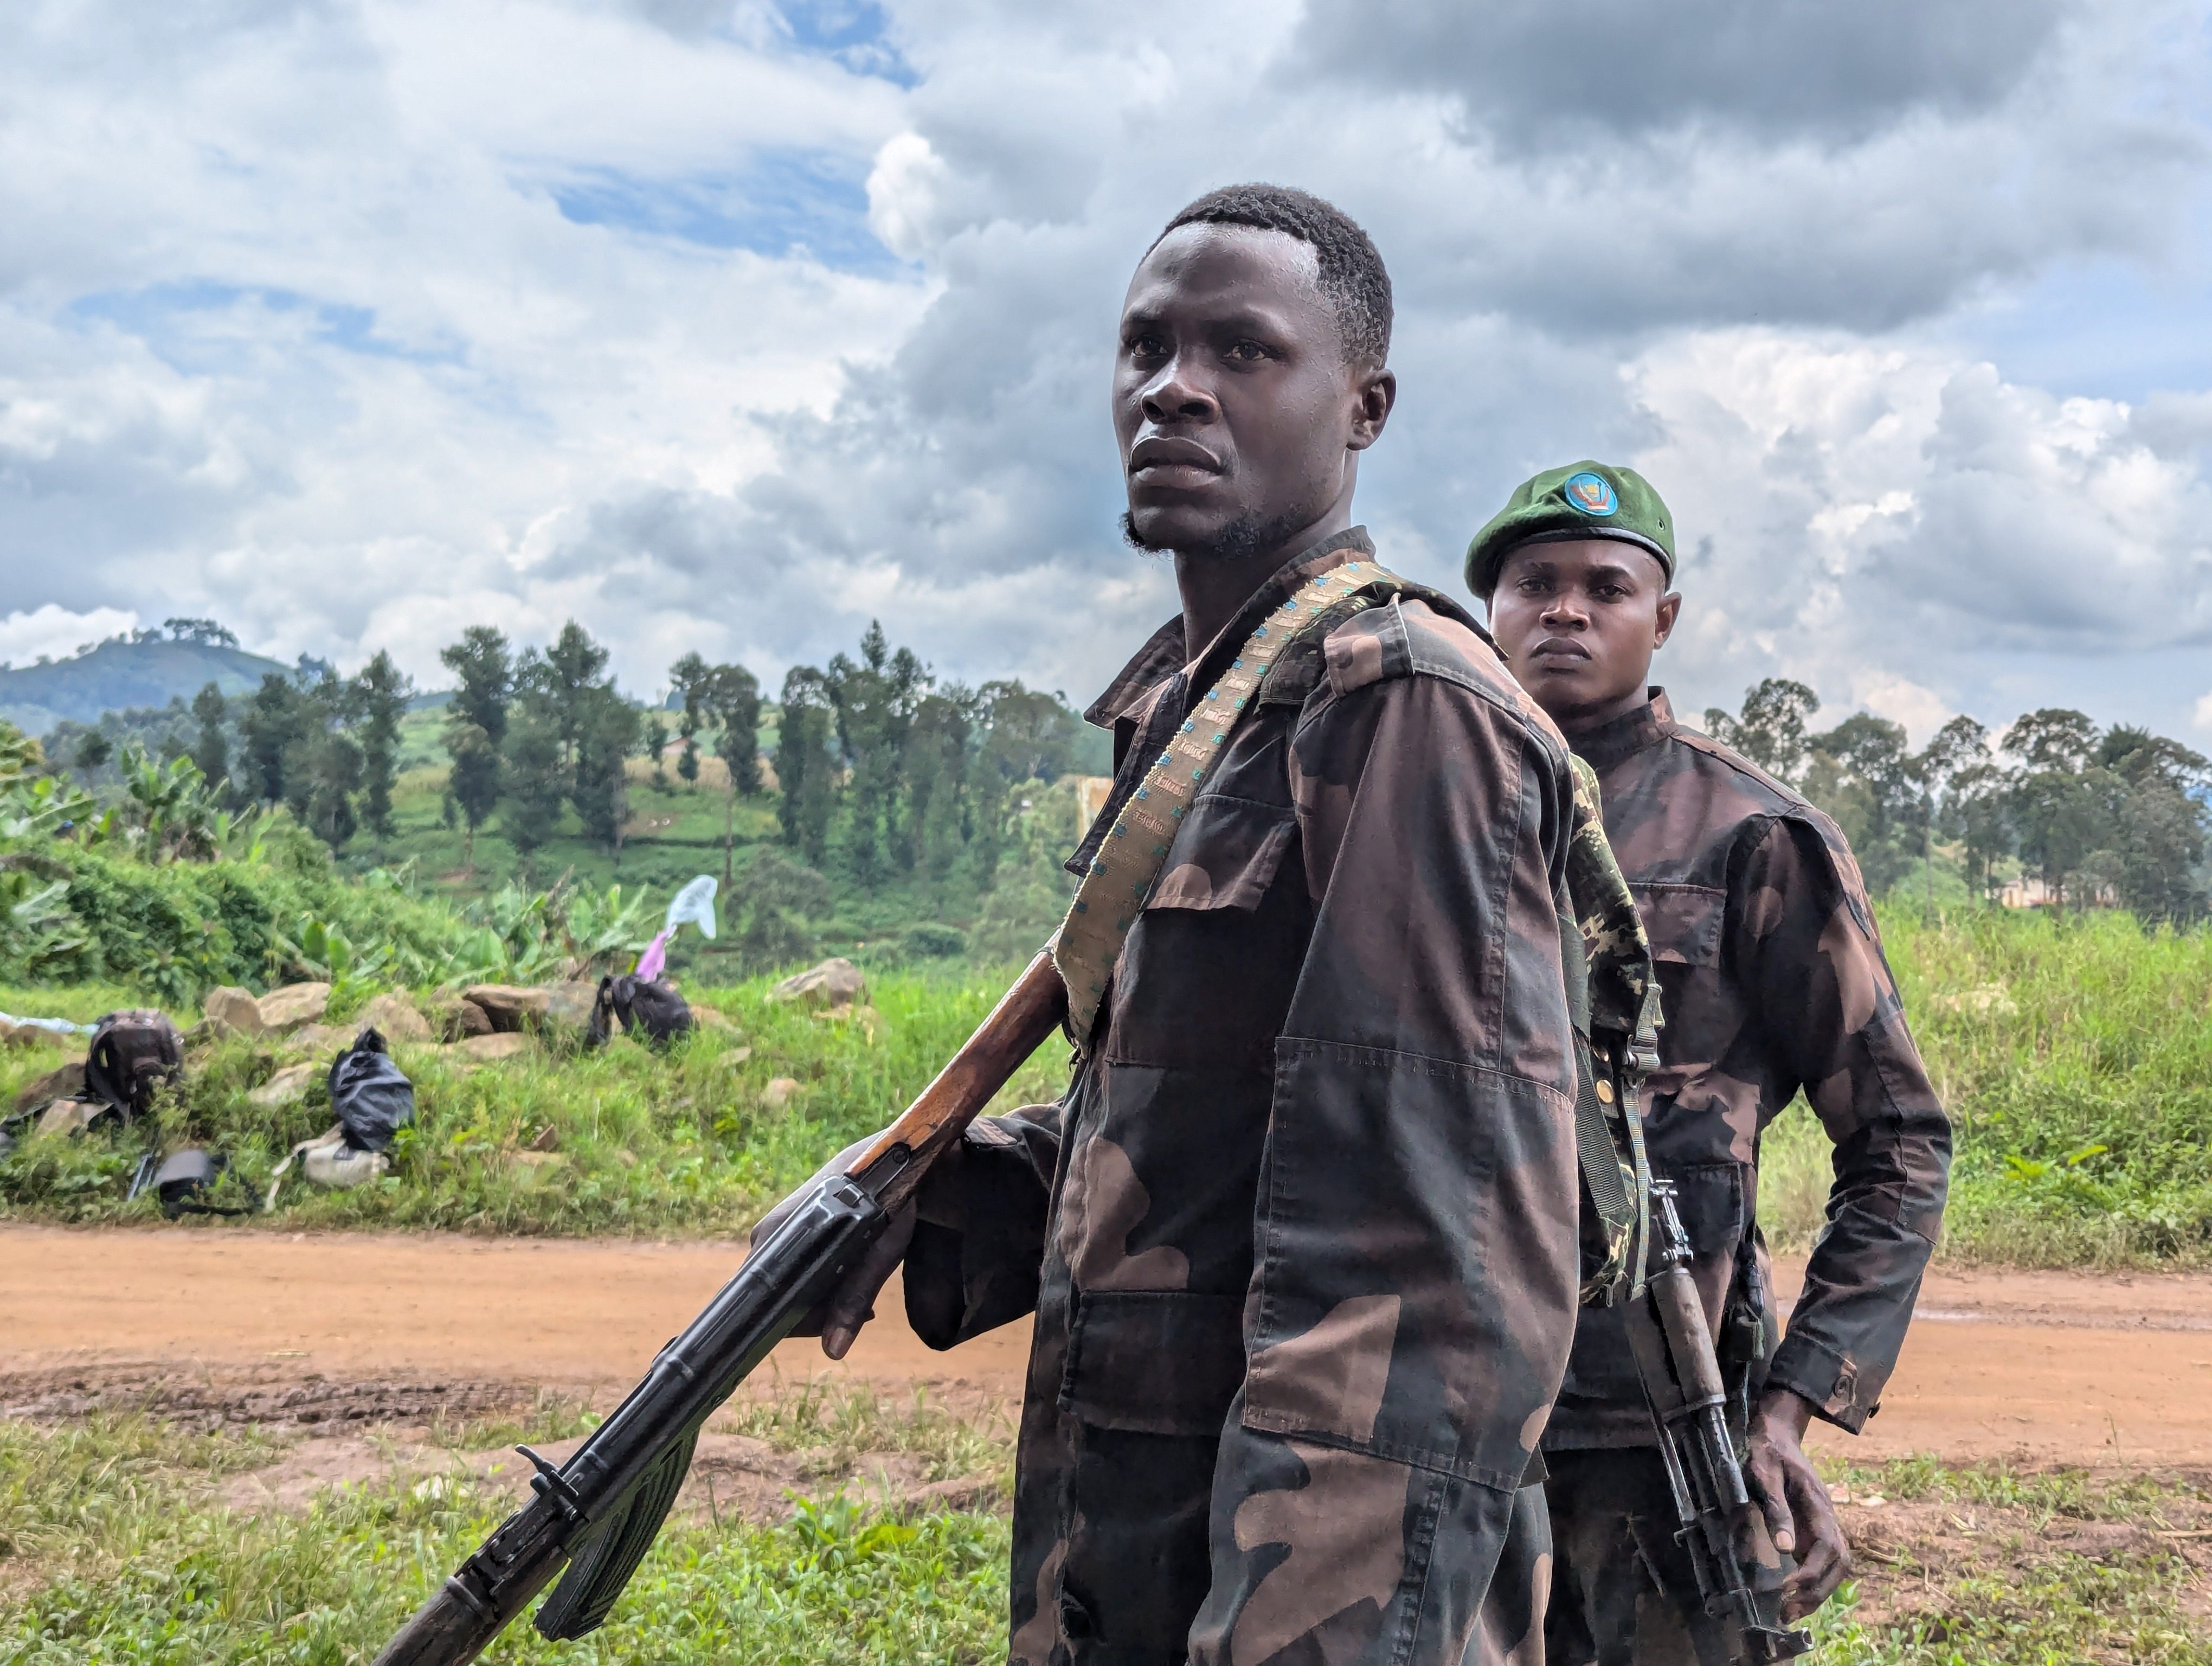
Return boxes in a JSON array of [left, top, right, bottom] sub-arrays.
[[0, 629, 288, 734]]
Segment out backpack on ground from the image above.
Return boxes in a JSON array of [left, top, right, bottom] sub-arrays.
[[587, 975, 695, 1048], [83, 1009, 185, 1124]]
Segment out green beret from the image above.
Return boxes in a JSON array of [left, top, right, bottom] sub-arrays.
[[1464, 461, 1676, 600]]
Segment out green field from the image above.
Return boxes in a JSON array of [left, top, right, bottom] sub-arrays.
[[2, 1407, 2203, 1664], [8, 902, 2212, 1267]]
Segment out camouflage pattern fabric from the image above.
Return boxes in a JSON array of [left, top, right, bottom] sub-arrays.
[[1545, 689, 1951, 1452], [1543, 1449, 1780, 1666], [1561, 753, 1659, 1305], [901, 528, 1587, 1666], [1052, 558, 1411, 1051]]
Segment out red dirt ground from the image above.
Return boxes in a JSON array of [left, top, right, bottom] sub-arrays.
[[5, 1223, 2210, 1465]]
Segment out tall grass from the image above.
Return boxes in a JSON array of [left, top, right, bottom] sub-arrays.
[[0, 966, 1073, 1237], [1760, 905, 2212, 1267]]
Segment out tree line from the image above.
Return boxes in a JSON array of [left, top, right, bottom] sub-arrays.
[[1703, 680, 2211, 920], [48, 616, 1099, 908]]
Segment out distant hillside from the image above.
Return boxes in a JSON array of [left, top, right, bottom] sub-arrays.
[[0, 639, 291, 734]]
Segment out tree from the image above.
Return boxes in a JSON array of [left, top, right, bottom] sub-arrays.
[[2097, 726, 2209, 921], [706, 663, 762, 884], [239, 674, 304, 804], [573, 691, 641, 858], [440, 627, 512, 872], [501, 704, 567, 866], [670, 651, 710, 787], [72, 729, 113, 780], [1703, 678, 1821, 785], [976, 679, 1082, 785], [352, 650, 411, 857], [164, 617, 240, 649], [1804, 712, 1917, 891], [542, 621, 611, 773], [2003, 709, 2105, 909], [189, 682, 230, 794], [645, 713, 670, 787], [826, 620, 926, 882], [777, 667, 837, 867]]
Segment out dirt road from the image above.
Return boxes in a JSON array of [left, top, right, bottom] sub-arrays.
[[7, 1224, 2210, 1466]]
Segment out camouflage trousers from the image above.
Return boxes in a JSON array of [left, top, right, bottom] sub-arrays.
[[1541, 1450, 1737, 1666]]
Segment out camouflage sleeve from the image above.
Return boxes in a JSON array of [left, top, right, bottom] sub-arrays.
[[1734, 815, 1953, 1433], [1186, 657, 1583, 1666], [902, 1101, 1065, 1350]]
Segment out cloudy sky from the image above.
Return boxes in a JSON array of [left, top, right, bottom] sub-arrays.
[[3, 0, 2210, 742]]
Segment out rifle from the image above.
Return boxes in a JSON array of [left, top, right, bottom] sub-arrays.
[[372, 952, 1068, 1666], [1621, 1181, 1814, 1665]]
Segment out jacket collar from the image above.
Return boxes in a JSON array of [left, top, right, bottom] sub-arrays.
[[1567, 687, 1676, 771], [1081, 526, 1377, 739]]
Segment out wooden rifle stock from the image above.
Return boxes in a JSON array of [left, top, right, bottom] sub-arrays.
[[372, 952, 1067, 1666]]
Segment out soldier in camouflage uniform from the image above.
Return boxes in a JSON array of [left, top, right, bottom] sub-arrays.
[[1469, 462, 1954, 1664], [774, 187, 1594, 1665]]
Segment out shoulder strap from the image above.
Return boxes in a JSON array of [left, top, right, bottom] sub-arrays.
[[1051, 559, 1407, 1050], [1564, 754, 1661, 1304]]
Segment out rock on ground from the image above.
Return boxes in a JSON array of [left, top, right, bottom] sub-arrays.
[[250, 1062, 321, 1109], [202, 986, 267, 1037], [462, 985, 549, 1033], [355, 992, 431, 1043], [455, 1033, 532, 1063], [767, 957, 867, 1011], [759, 1076, 801, 1111], [13, 1060, 86, 1113], [257, 983, 332, 1033], [543, 981, 598, 1033]]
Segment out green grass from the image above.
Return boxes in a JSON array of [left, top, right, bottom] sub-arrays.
[[4, 1415, 2203, 1665], [12, 902, 2212, 1268], [1758, 905, 2212, 1266], [0, 1413, 1010, 1664], [0, 967, 1073, 1236], [1805, 1457, 2212, 1664]]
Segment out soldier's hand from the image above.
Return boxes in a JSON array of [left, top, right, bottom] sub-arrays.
[[1746, 1387, 1851, 1622], [747, 1132, 969, 1361]]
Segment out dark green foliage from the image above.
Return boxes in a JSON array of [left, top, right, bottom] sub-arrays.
[[353, 650, 411, 852], [440, 627, 512, 864], [189, 681, 230, 792], [239, 673, 303, 805], [441, 626, 515, 747], [724, 846, 832, 972], [1702, 677, 1819, 781], [501, 706, 567, 861], [1703, 684, 2211, 922], [777, 667, 837, 866]]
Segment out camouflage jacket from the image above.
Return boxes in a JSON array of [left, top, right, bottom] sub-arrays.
[[1547, 690, 1952, 1447], [903, 530, 1586, 1666]]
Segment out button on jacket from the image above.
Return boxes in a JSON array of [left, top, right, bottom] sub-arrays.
[[903, 529, 1587, 1666]]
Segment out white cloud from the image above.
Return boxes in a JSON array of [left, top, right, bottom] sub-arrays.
[[0, 605, 140, 669], [0, 0, 2207, 742]]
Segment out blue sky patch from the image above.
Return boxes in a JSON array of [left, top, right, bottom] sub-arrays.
[[551, 148, 901, 273], [67, 281, 465, 369], [774, 0, 916, 86]]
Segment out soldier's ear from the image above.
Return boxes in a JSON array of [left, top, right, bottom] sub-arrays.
[[1653, 591, 1682, 650]]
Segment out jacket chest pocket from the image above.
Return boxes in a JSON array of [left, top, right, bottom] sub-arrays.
[[1634, 882, 1726, 967], [1147, 794, 1297, 913]]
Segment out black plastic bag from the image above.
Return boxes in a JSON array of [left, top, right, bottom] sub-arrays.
[[327, 1027, 415, 1152], [587, 975, 695, 1048]]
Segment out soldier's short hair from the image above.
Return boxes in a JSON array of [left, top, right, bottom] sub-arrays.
[[1153, 184, 1393, 367]]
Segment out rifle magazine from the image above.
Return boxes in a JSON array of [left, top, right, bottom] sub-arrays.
[[534, 1427, 699, 1641]]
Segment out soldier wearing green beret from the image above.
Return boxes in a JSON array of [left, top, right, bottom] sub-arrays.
[[1467, 463, 1952, 1664]]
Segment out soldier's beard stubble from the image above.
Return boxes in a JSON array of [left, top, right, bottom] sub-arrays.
[[1120, 500, 1325, 566]]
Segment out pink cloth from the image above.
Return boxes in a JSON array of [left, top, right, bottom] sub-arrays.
[[634, 931, 669, 983]]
